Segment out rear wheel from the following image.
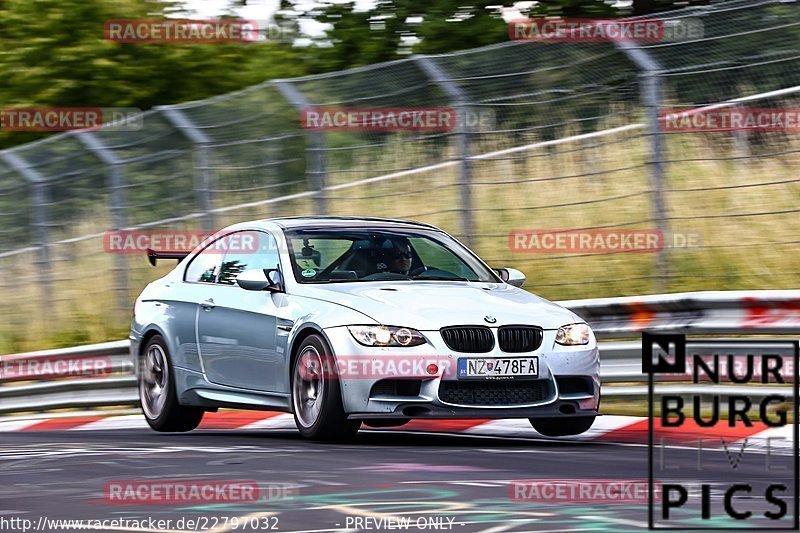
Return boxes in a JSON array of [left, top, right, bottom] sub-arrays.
[[529, 416, 595, 437], [291, 334, 360, 441], [139, 335, 204, 432]]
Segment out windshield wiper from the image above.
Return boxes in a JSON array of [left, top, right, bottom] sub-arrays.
[[309, 277, 412, 283], [414, 275, 469, 281]]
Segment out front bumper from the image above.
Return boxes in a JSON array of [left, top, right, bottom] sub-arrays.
[[350, 404, 599, 420], [323, 325, 601, 420]]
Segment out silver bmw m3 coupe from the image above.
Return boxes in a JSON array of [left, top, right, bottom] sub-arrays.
[[131, 216, 600, 440]]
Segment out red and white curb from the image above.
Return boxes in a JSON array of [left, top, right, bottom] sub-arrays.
[[0, 411, 792, 451]]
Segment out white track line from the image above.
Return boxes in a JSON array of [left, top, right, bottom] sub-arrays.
[[240, 413, 298, 430], [0, 419, 41, 431], [464, 415, 641, 440], [71, 415, 148, 431]]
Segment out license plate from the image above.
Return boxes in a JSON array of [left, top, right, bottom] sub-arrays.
[[457, 357, 538, 380]]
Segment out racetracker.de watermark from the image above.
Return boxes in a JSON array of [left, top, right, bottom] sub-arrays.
[[104, 19, 259, 43], [300, 107, 495, 131], [0, 354, 112, 381], [298, 354, 454, 380], [510, 479, 659, 503], [103, 230, 278, 254], [0, 108, 143, 132], [102, 480, 295, 505], [509, 17, 703, 42], [508, 229, 701, 254], [662, 108, 800, 132]]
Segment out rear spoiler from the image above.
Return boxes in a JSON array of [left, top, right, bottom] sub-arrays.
[[146, 248, 190, 267]]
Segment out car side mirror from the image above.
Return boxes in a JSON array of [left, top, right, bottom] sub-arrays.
[[236, 268, 284, 292], [494, 267, 526, 288], [266, 268, 284, 292]]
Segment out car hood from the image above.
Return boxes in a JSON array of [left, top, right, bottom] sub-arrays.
[[294, 281, 581, 330]]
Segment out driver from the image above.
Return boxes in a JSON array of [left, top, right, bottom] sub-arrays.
[[384, 239, 413, 275]]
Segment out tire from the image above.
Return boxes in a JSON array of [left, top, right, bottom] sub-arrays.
[[139, 334, 204, 432], [291, 334, 360, 441], [529, 416, 595, 437]]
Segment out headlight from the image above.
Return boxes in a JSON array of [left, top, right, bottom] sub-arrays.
[[555, 323, 592, 346], [347, 325, 427, 347]]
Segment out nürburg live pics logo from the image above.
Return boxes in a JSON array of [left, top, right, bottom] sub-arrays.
[[643, 333, 799, 529]]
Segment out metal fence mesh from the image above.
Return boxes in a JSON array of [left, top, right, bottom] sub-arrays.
[[639, 0, 800, 294], [2, 0, 799, 351]]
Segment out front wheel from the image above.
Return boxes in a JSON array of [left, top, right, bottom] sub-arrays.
[[529, 416, 595, 437], [291, 334, 360, 441], [139, 335, 204, 432]]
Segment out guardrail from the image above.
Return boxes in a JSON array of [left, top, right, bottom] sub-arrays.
[[564, 290, 800, 337], [0, 340, 136, 414], [2, 290, 798, 416]]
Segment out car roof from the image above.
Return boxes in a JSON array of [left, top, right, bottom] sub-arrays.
[[265, 216, 440, 231]]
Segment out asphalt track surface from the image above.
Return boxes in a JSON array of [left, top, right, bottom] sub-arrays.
[[1, 426, 795, 533]]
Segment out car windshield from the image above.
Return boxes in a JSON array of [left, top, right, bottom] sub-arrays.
[[284, 228, 500, 284]]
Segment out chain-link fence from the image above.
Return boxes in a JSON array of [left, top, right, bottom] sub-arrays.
[[2, 0, 799, 351]]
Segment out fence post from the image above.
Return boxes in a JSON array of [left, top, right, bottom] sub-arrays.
[[415, 56, 474, 246], [0, 151, 53, 321], [730, 106, 751, 162], [158, 107, 216, 231], [616, 41, 669, 291], [75, 132, 129, 317], [272, 80, 327, 216]]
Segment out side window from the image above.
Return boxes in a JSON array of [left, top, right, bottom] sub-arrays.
[[184, 243, 223, 283], [218, 230, 281, 286]]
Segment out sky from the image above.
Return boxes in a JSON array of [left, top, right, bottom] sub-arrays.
[[179, 0, 374, 38], [178, 0, 555, 29], [181, 0, 278, 20], [177, 0, 637, 42]]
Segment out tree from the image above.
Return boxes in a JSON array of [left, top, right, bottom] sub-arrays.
[[276, 0, 718, 72], [0, 0, 307, 149], [277, 0, 515, 71]]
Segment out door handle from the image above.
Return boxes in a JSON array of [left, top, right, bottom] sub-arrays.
[[201, 298, 215, 310]]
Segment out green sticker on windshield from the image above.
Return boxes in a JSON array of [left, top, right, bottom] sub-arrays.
[[301, 268, 316, 278]]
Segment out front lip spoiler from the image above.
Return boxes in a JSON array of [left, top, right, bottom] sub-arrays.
[[348, 405, 601, 420]]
